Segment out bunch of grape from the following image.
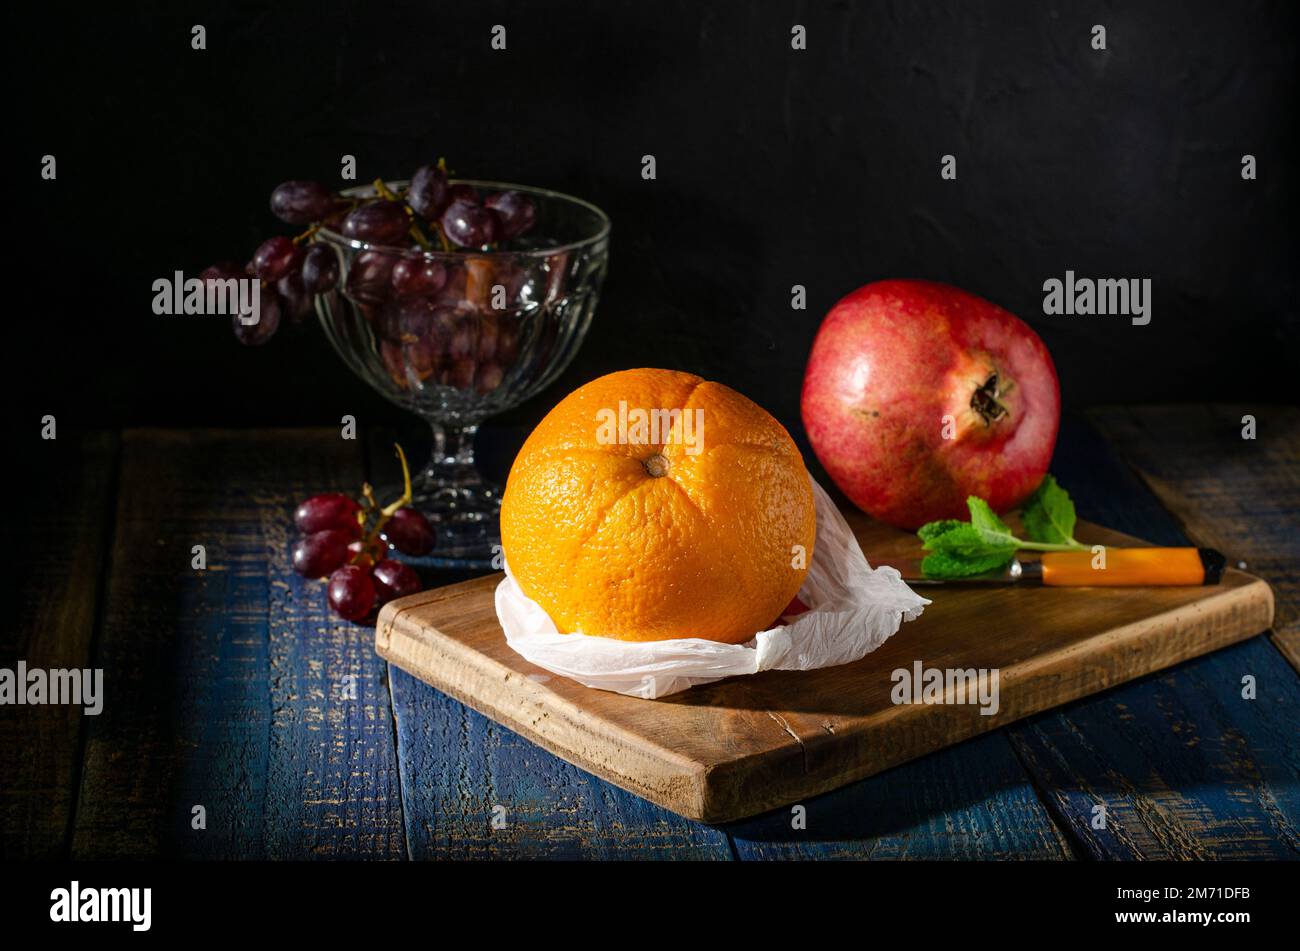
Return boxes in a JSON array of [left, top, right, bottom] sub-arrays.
[[291, 446, 437, 622], [205, 162, 538, 355]]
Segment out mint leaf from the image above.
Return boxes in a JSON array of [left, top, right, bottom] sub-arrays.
[[923, 523, 1015, 559], [917, 519, 965, 544], [1022, 475, 1078, 545], [921, 549, 1017, 579], [918, 519, 1017, 579], [914, 477, 1086, 578], [966, 496, 1019, 548]]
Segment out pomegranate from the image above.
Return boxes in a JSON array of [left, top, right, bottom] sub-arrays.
[[801, 279, 1060, 530]]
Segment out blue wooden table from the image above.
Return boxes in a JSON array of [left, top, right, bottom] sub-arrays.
[[2, 406, 1297, 860]]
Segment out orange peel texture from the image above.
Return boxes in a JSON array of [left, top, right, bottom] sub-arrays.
[[501, 368, 817, 643]]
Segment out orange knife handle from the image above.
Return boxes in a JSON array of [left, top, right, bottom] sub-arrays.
[[1040, 548, 1223, 586]]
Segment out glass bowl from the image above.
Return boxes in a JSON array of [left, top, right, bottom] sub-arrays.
[[313, 179, 609, 567]]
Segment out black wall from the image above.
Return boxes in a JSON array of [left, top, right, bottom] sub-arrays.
[[12, 0, 1298, 442]]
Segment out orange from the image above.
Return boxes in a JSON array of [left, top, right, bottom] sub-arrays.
[[500, 368, 817, 643]]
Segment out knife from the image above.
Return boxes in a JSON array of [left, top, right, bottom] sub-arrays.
[[870, 548, 1227, 586]]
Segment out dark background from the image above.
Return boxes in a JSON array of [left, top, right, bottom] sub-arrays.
[[10, 0, 1298, 458]]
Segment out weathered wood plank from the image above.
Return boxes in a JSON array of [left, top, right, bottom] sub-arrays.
[[725, 732, 1074, 859], [388, 666, 733, 859], [1002, 412, 1300, 859], [0, 430, 117, 859], [1009, 636, 1300, 859], [72, 429, 405, 859], [1088, 404, 1300, 670]]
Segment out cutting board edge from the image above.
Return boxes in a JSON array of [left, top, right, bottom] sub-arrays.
[[376, 606, 717, 820]]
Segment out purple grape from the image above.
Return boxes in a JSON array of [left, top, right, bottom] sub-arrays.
[[475, 362, 505, 394], [381, 507, 436, 556], [201, 261, 245, 284], [380, 339, 410, 389], [251, 236, 302, 282], [277, 270, 314, 324], [394, 296, 439, 341], [270, 181, 337, 225], [345, 250, 397, 302], [293, 529, 354, 577], [444, 358, 476, 390], [497, 319, 521, 365], [372, 559, 422, 604], [476, 314, 500, 361], [232, 291, 281, 345], [201, 262, 247, 315], [440, 198, 498, 248], [442, 311, 474, 360], [391, 257, 448, 298], [346, 539, 373, 570], [407, 164, 450, 220], [376, 296, 436, 344], [301, 244, 340, 293], [341, 200, 411, 246], [327, 565, 376, 621], [484, 191, 537, 240], [402, 337, 440, 381], [373, 301, 402, 344], [481, 261, 529, 313], [357, 302, 386, 342], [433, 264, 468, 306], [447, 183, 479, 204], [295, 493, 362, 535]]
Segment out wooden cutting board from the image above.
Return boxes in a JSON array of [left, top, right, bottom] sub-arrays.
[[375, 513, 1273, 823]]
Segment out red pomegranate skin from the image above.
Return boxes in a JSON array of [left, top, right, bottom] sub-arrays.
[[801, 279, 1060, 530]]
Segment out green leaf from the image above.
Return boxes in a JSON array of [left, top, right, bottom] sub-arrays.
[[921, 550, 1017, 579], [966, 496, 1020, 548], [914, 479, 1082, 578], [917, 519, 965, 544], [922, 522, 1017, 559], [1022, 475, 1078, 545]]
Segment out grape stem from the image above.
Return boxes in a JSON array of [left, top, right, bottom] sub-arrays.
[[374, 176, 437, 252], [381, 444, 414, 517], [431, 222, 453, 253], [292, 224, 320, 245], [407, 221, 433, 251], [349, 444, 416, 564], [361, 482, 380, 513], [432, 158, 462, 247]]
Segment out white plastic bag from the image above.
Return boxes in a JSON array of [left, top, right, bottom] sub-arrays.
[[495, 477, 930, 699]]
